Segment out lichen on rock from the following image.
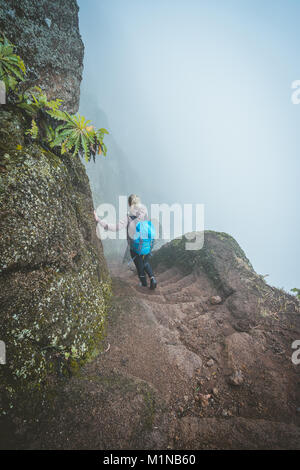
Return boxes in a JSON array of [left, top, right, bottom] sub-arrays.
[[0, 107, 111, 415], [0, 0, 84, 113]]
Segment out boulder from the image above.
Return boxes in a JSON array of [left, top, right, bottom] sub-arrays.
[[0, 0, 84, 113], [0, 108, 111, 415]]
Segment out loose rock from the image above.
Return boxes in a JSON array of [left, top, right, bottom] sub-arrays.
[[228, 370, 244, 386], [209, 296, 222, 305]]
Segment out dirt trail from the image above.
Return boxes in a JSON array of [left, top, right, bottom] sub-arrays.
[[7, 260, 300, 450], [104, 263, 204, 400]]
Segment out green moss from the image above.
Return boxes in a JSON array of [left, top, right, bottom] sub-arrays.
[[152, 231, 252, 296], [0, 108, 111, 416]]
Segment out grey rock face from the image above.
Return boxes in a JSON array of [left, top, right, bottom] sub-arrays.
[[152, 231, 300, 323], [0, 109, 111, 414], [0, 1, 110, 416], [0, 0, 84, 113]]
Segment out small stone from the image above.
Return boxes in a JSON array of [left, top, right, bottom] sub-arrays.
[[184, 395, 189, 402], [206, 359, 214, 367], [228, 369, 244, 386], [212, 387, 219, 396], [199, 394, 211, 407], [222, 409, 233, 417], [209, 296, 222, 305]]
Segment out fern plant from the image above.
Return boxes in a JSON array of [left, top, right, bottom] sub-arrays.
[[25, 119, 39, 140], [49, 112, 108, 162], [0, 35, 25, 92], [18, 86, 63, 117], [18, 86, 64, 143], [18, 87, 109, 162], [1, 37, 108, 163]]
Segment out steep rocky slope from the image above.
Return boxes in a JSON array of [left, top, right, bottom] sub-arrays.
[[0, 0, 110, 419], [1, 0, 299, 451], [7, 232, 300, 450]]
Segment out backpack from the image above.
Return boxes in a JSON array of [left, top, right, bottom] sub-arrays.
[[129, 218, 156, 255]]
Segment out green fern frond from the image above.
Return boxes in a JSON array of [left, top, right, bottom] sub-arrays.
[[80, 133, 89, 162], [1, 37, 108, 163], [45, 108, 68, 121], [70, 133, 80, 157], [0, 36, 26, 90], [25, 119, 39, 140]]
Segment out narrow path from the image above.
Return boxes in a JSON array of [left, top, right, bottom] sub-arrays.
[[14, 262, 300, 450], [23, 262, 211, 449], [104, 262, 206, 399]]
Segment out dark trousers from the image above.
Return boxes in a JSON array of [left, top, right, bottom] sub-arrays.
[[130, 250, 154, 285]]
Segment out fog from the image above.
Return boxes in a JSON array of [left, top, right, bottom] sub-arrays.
[[78, 0, 300, 291]]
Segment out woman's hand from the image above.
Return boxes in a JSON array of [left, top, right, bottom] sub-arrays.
[[94, 210, 100, 223]]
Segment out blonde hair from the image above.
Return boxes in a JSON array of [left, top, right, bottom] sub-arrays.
[[128, 194, 141, 207]]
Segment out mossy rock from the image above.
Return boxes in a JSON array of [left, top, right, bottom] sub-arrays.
[[0, 0, 84, 113], [152, 231, 253, 297], [152, 231, 300, 321], [0, 109, 111, 416]]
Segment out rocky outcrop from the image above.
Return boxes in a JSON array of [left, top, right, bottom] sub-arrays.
[[11, 232, 299, 450], [0, 0, 110, 418], [152, 231, 300, 328], [0, 0, 84, 113], [0, 107, 110, 415], [1, 0, 299, 451], [149, 231, 300, 448]]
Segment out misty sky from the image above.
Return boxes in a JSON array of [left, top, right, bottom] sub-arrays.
[[78, 0, 300, 291]]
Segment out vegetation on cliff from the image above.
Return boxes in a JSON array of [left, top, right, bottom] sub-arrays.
[[0, 35, 108, 163]]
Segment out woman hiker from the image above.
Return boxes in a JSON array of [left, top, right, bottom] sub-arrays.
[[94, 194, 157, 289]]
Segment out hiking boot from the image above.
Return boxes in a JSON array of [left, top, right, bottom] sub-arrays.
[[150, 276, 157, 290], [140, 276, 147, 287]]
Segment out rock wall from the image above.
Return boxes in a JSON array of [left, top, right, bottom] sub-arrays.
[[9, 233, 299, 449], [0, 0, 84, 113], [150, 231, 300, 444], [0, 0, 110, 415], [152, 231, 300, 327]]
